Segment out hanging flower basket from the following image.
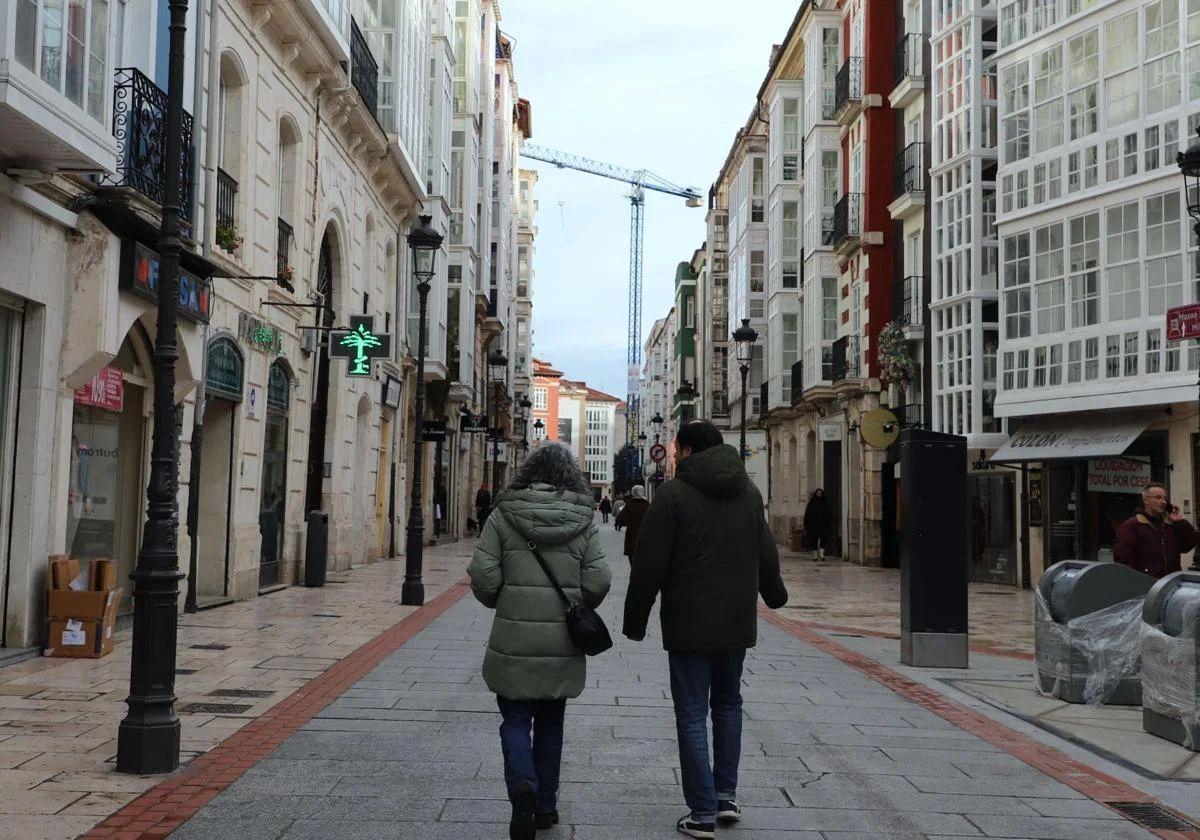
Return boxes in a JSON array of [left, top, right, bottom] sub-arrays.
[[878, 320, 914, 386]]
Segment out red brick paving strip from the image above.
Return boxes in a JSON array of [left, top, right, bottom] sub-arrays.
[[761, 608, 1200, 840], [78, 580, 472, 840], [792, 617, 1035, 661]]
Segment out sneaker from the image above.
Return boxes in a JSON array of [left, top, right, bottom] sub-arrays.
[[510, 781, 536, 840], [717, 800, 742, 823], [534, 810, 559, 830], [676, 814, 716, 839]]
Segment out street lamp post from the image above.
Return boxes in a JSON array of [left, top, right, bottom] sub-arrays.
[[533, 418, 545, 444], [651, 412, 665, 481], [1177, 130, 1200, 447], [732, 318, 759, 462], [637, 431, 647, 481], [488, 349, 508, 489], [516, 393, 532, 466], [401, 216, 444, 607], [117, 0, 191, 775]]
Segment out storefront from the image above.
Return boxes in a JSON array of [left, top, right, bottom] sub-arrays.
[[196, 337, 244, 603], [967, 470, 1017, 585], [66, 329, 154, 611], [992, 415, 1159, 575], [258, 360, 290, 588]]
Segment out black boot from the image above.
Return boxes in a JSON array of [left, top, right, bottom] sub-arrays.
[[510, 781, 536, 840]]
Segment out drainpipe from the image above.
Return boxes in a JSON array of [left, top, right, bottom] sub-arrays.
[[186, 0, 220, 612]]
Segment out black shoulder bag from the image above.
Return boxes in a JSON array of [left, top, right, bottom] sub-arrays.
[[526, 540, 613, 656]]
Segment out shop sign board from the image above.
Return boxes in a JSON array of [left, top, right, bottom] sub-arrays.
[[206, 338, 244, 402], [1167, 303, 1200, 342], [1087, 456, 1152, 494], [461, 413, 488, 433], [119, 241, 213, 323], [329, 315, 391, 377], [990, 417, 1148, 462], [74, 367, 124, 412], [238, 313, 282, 353], [382, 375, 402, 409], [818, 421, 843, 441], [421, 421, 448, 443]]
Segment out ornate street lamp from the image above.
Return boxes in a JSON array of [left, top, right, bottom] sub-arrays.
[[651, 411, 664, 444], [117, 0, 191, 775], [401, 215, 444, 607], [488, 349, 508, 488], [533, 418, 545, 441], [637, 430, 648, 478], [732, 318, 759, 461], [1178, 131, 1200, 445]]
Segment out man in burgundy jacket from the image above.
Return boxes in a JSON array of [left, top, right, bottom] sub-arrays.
[[1114, 482, 1198, 579]]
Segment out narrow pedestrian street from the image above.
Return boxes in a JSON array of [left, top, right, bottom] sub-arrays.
[[90, 522, 1156, 840]]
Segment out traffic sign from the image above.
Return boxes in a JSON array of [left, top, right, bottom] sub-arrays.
[[650, 444, 667, 463], [1167, 303, 1200, 342]]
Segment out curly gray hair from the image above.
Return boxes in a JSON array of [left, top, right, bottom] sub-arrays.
[[509, 442, 591, 495]]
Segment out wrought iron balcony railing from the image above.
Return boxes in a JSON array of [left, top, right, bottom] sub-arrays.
[[899, 402, 924, 428], [108, 67, 194, 222], [894, 141, 928, 198], [790, 360, 804, 406], [830, 335, 861, 382], [277, 218, 295, 291], [216, 168, 237, 229], [893, 275, 923, 328], [834, 57, 864, 116], [832, 193, 863, 246], [350, 17, 379, 125], [895, 33, 924, 87]]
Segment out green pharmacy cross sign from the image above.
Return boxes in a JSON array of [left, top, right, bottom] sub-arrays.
[[330, 315, 391, 377]]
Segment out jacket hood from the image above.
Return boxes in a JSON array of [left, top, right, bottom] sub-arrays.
[[675, 444, 749, 499], [497, 484, 596, 546]]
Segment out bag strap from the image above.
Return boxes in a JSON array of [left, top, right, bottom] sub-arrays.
[[525, 540, 574, 609]]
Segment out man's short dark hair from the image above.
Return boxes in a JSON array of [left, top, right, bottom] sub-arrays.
[[1143, 482, 1167, 495], [675, 419, 724, 454]]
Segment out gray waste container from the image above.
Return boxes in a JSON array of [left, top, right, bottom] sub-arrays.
[[1142, 571, 1200, 751], [1035, 560, 1154, 705]]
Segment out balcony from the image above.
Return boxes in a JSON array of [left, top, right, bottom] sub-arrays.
[[834, 57, 864, 125], [215, 168, 237, 251], [350, 18, 379, 126], [277, 218, 295, 292], [831, 193, 862, 255], [892, 275, 923, 336], [889, 141, 927, 220], [790, 360, 804, 407], [831, 335, 861, 384], [898, 402, 924, 429], [104, 67, 194, 223], [890, 34, 926, 109]]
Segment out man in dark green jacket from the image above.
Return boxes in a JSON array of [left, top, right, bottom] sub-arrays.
[[622, 420, 788, 839]]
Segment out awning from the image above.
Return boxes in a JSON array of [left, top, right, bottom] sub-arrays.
[[990, 416, 1150, 463]]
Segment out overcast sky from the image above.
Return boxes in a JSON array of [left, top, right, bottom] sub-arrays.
[[500, 1, 799, 398]]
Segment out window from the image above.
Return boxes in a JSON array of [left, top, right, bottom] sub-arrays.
[[1107, 70, 1139, 127], [1035, 223, 1065, 334], [19, 0, 110, 120], [1069, 213, 1099, 327], [1034, 346, 1048, 387], [822, 28, 839, 118], [1003, 63, 1030, 162], [1146, 191, 1184, 315], [1124, 332, 1139, 376], [1146, 0, 1180, 59], [1067, 30, 1099, 139], [1106, 138, 1119, 181], [1016, 169, 1029, 209], [1004, 234, 1031, 339], [751, 157, 765, 222], [782, 201, 800, 288], [1106, 334, 1121, 378], [1147, 54, 1182, 115], [1003, 351, 1015, 389], [1085, 336, 1100, 380], [533, 386, 547, 410], [1146, 328, 1163, 373], [782, 98, 800, 180], [750, 250, 765, 293], [1123, 132, 1138, 177], [1068, 340, 1082, 382], [781, 313, 800, 402], [821, 277, 837, 341], [1107, 201, 1140, 320], [1068, 151, 1081, 193], [1017, 349, 1030, 388]]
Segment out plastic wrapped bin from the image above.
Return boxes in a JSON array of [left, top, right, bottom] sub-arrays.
[[1035, 560, 1154, 705], [1142, 571, 1200, 751]]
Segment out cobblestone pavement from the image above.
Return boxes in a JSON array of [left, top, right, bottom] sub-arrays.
[[0, 543, 474, 840], [162, 523, 1160, 840], [776, 553, 1036, 658]]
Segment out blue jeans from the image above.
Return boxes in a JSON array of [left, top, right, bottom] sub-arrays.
[[496, 696, 566, 813], [668, 649, 746, 822]]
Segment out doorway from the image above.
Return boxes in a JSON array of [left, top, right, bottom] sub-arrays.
[[259, 360, 290, 588], [305, 234, 336, 515], [0, 306, 17, 634], [823, 439, 842, 554], [197, 336, 243, 600]]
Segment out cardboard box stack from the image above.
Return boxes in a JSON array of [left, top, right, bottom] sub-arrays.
[[45, 555, 122, 659]]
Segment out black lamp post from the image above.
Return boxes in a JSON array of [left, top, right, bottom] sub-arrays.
[[733, 318, 759, 462], [651, 412, 665, 479], [401, 215, 444, 607], [116, 0, 190, 775], [1178, 130, 1200, 446], [637, 431, 647, 479], [517, 393, 532, 466], [533, 418, 545, 442], [488, 349, 508, 489]]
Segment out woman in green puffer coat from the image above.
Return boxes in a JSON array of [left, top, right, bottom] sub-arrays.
[[468, 443, 611, 840]]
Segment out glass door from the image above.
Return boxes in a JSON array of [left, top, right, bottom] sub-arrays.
[[259, 362, 289, 588]]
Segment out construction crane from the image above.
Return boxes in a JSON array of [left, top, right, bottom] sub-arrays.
[[520, 143, 702, 445]]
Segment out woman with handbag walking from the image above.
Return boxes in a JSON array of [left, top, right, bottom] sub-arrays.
[[468, 443, 612, 840]]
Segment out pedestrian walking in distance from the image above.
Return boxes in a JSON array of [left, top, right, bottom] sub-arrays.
[[475, 483, 492, 535], [803, 487, 833, 560], [616, 485, 650, 560], [468, 443, 612, 840], [1114, 481, 1198, 579], [598, 494, 613, 524], [622, 420, 788, 839], [613, 495, 626, 530]]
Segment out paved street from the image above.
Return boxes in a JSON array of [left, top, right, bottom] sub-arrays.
[[158, 522, 1158, 840]]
